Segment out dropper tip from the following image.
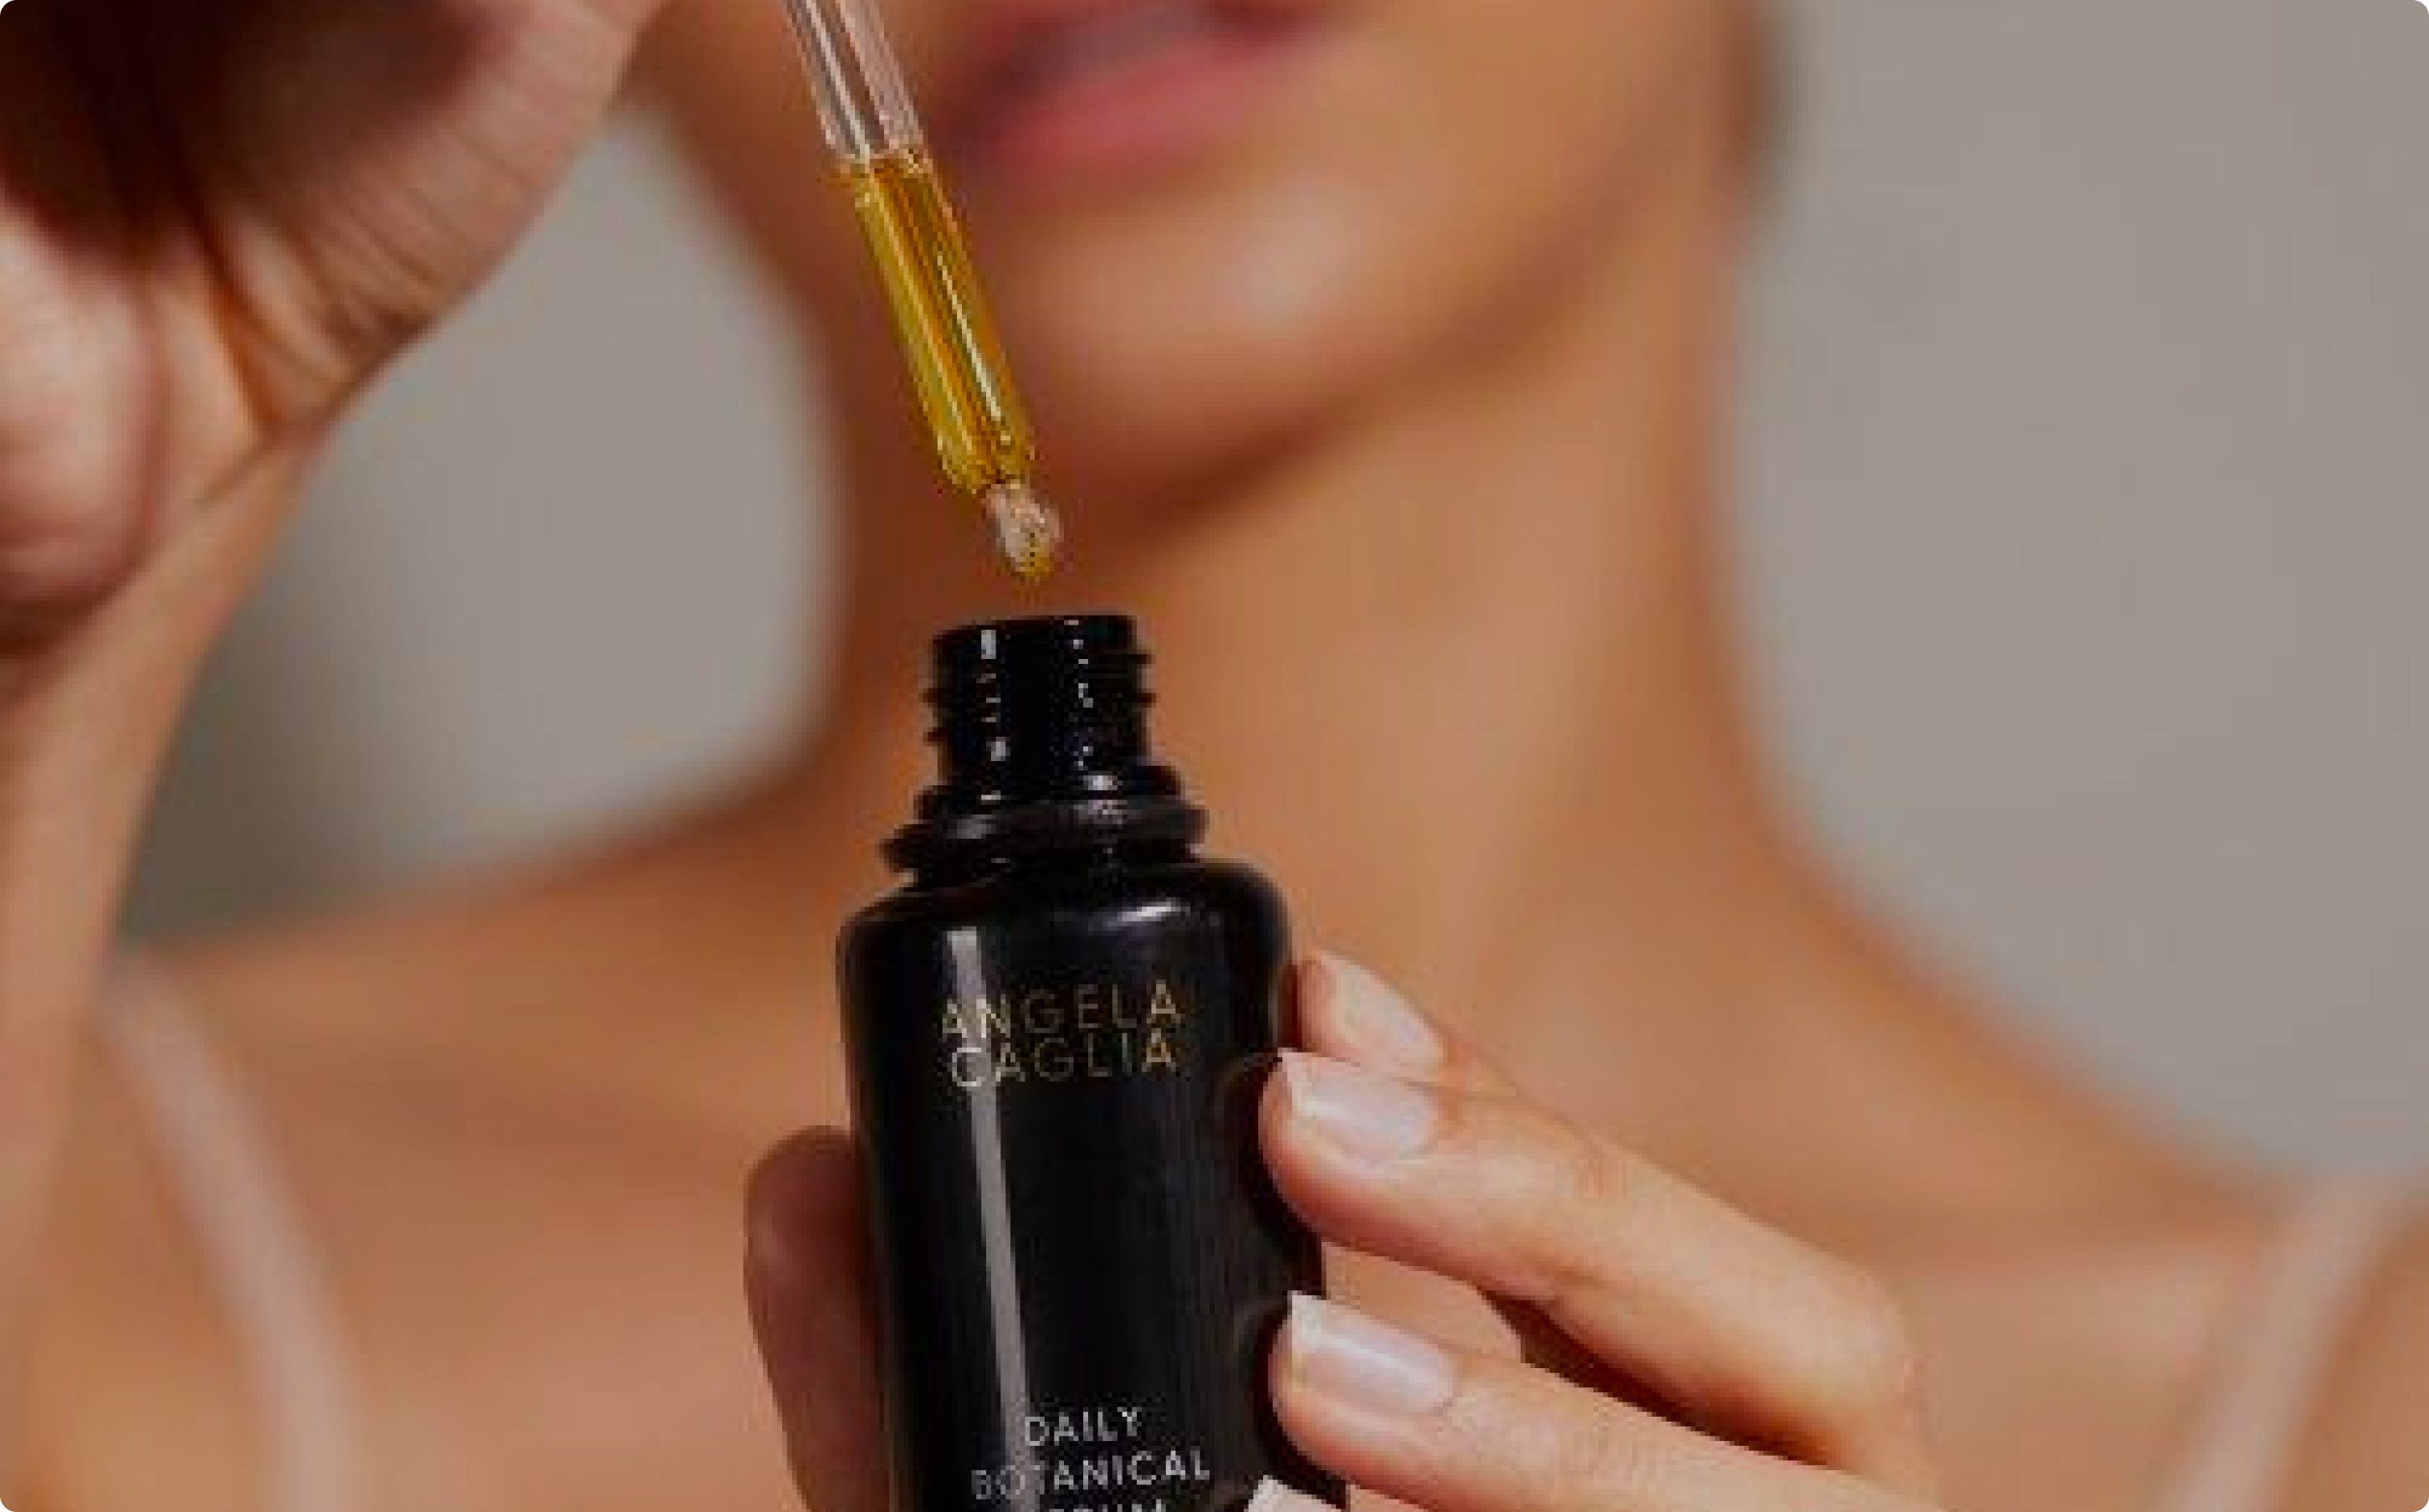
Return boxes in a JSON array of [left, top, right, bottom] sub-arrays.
[[983, 482, 1064, 584]]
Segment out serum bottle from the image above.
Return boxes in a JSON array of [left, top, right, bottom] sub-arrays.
[[841, 616, 1337, 1512]]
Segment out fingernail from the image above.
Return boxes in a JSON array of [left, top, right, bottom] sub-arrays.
[[1244, 1479, 1334, 1512], [1279, 1053, 1440, 1160], [1285, 1294, 1457, 1417], [1312, 953, 1445, 1073]]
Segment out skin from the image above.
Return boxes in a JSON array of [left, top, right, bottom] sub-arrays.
[[0, 0, 2423, 1509]]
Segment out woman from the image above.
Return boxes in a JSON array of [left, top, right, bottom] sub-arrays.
[[0, 0, 2421, 1509]]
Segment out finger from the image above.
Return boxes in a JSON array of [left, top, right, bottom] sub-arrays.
[[1270, 1295, 1930, 1512], [1261, 1059, 1938, 1494], [744, 1129, 886, 1512], [1292, 958, 1670, 1399], [1293, 954, 1512, 1095]]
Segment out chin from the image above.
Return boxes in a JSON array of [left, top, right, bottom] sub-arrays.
[[945, 13, 1419, 504], [934, 0, 1707, 508], [989, 184, 1418, 504]]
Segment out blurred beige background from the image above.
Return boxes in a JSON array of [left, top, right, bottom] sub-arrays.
[[133, 0, 2427, 1170]]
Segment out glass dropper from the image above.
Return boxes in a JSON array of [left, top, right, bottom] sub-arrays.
[[776, 0, 1065, 582]]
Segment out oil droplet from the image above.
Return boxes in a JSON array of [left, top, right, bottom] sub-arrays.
[[984, 482, 1063, 584]]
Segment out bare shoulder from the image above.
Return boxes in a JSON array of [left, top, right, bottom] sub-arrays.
[[2291, 1203, 2429, 1510], [22, 893, 504, 1512], [23, 1038, 259, 1512], [40, 838, 822, 1511]]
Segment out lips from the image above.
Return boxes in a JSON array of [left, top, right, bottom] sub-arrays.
[[951, 0, 1327, 188]]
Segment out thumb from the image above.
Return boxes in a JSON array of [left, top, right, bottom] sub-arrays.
[[746, 1129, 887, 1512]]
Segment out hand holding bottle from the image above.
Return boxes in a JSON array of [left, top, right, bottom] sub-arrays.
[[749, 953, 1953, 1512], [745, 1131, 890, 1512], [1244, 954, 1947, 1512]]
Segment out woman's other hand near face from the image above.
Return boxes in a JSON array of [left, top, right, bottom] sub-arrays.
[[0, 0, 678, 1476]]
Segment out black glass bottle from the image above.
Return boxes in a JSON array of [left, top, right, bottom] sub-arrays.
[[841, 616, 1337, 1512]]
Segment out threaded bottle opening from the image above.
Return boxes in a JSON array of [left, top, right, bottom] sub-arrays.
[[892, 616, 1199, 870], [928, 616, 1154, 800]]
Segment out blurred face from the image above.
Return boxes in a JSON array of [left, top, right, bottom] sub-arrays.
[[648, 0, 1741, 504]]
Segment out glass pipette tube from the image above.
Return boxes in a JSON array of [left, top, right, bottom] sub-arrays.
[[778, 0, 1064, 581]]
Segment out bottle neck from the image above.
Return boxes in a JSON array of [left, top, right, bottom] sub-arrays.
[[886, 616, 1208, 876], [903, 833, 1202, 891]]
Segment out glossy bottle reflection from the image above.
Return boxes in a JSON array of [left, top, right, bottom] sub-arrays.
[[841, 616, 1337, 1512]]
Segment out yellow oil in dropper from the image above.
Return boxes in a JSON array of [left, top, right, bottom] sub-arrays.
[[844, 148, 1061, 581], [781, 0, 1062, 582]]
